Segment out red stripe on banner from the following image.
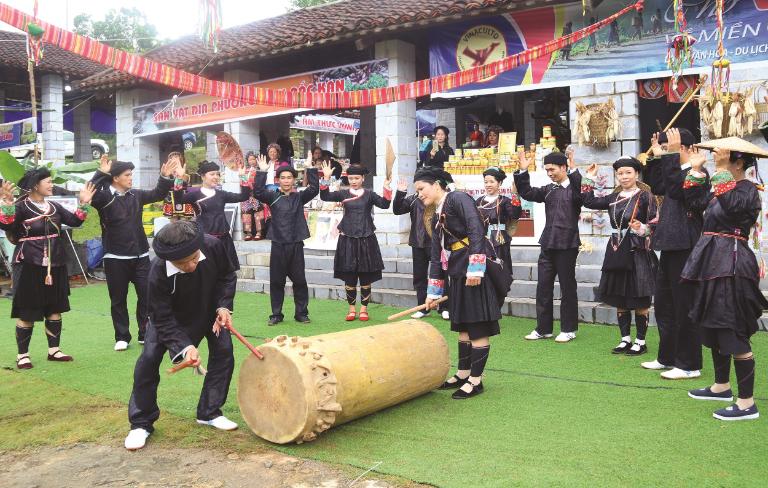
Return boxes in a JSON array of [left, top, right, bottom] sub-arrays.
[[0, 1, 641, 109]]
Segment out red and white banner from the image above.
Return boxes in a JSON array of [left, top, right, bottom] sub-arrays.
[[290, 114, 360, 135]]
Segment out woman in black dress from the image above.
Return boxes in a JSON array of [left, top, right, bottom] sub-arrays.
[[476, 167, 522, 286], [0, 169, 96, 369], [582, 157, 658, 355], [682, 141, 767, 421], [240, 151, 264, 241], [419, 126, 454, 170], [319, 162, 391, 322], [418, 167, 501, 399], [164, 151, 196, 221], [180, 161, 250, 269]]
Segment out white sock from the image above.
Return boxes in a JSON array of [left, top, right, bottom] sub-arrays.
[[635, 339, 646, 346], [621, 336, 631, 343]]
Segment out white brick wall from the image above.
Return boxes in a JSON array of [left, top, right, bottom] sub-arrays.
[[115, 88, 161, 189], [41, 74, 65, 164]]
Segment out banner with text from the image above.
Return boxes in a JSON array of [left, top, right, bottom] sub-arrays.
[[290, 114, 360, 135], [430, 0, 768, 96], [133, 60, 387, 137], [0, 117, 36, 150]]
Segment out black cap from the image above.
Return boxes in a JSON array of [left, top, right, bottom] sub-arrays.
[[197, 161, 220, 176], [346, 165, 370, 176], [612, 156, 642, 172], [543, 152, 568, 166]]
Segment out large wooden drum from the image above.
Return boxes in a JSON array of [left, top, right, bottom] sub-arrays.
[[237, 320, 449, 444]]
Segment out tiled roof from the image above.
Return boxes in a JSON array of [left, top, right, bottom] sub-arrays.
[[0, 31, 107, 79], [78, 0, 565, 91]]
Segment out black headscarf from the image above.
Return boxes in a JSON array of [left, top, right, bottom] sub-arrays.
[[346, 165, 370, 176], [152, 221, 205, 261], [17, 167, 52, 192], [197, 160, 220, 176], [413, 166, 453, 189], [483, 166, 507, 182], [612, 156, 642, 172]]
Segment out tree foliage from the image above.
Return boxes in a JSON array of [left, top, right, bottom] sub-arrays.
[[73, 8, 159, 53]]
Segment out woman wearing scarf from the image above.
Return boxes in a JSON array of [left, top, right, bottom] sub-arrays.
[[581, 157, 658, 356], [681, 138, 768, 421], [418, 167, 501, 399], [179, 161, 250, 269], [476, 167, 521, 284], [0, 169, 95, 369], [419, 126, 455, 170], [320, 163, 391, 322]]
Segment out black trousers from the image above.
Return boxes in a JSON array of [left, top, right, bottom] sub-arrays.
[[104, 257, 150, 343], [128, 323, 235, 431], [536, 248, 579, 334], [654, 249, 702, 370], [269, 242, 309, 319]]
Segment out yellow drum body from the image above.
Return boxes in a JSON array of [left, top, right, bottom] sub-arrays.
[[237, 320, 449, 444]]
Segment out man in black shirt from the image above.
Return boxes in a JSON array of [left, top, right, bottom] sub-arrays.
[[90, 155, 178, 351], [641, 128, 705, 379], [514, 152, 583, 343], [253, 155, 319, 325], [125, 220, 239, 450]]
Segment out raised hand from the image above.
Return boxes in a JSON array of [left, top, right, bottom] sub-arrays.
[[649, 132, 663, 157], [306, 150, 313, 168], [173, 161, 186, 179], [397, 176, 408, 192], [383, 177, 391, 190], [0, 180, 16, 204], [567, 150, 577, 170], [713, 147, 731, 170], [321, 161, 334, 180], [99, 154, 112, 174], [160, 158, 179, 177], [517, 150, 528, 169], [665, 128, 681, 153], [586, 163, 598, 178], [78, 182, 97, 205], [238, 161, 247, 177], [688, 146, 707, 171], [257, 154, 269, 171]]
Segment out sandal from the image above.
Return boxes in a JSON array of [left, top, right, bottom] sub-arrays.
[[358, 311, 369, 322], [254, 233, 263, 241], [16, 355, 33, 370], [345, 311, 357, 322], [47, 350, 74, 362], [243, 234, 253, 241]]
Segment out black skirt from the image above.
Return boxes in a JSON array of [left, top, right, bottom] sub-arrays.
[[688, 275, 767, 337], [448, 273, 501, 340], [598, 249, 657, 309], [211, 233, 240, 271], [11, 263, 71, 322], [491, 243, 513, 281], [333, 234, 384, 279]]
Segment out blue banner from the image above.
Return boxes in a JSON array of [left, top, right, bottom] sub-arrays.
[[429, 1, 768, 95], [0, 118, 36, 150]]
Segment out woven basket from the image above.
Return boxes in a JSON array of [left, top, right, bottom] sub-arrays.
[[586, 103, 611, 147]]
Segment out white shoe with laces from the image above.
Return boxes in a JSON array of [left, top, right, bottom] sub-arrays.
[[661, 368, 701, 380], [641, 359, 670, 370], [555, 332, 576, 343], [524, 330, 553, 340], [441, 311, 450, 320], [124, 428, 150, 450], [197, 416, 238, 431], [411, 311, 428, 319], [114, 341, 129, 352]]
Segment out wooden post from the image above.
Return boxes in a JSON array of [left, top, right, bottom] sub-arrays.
[[27, 59, 39, 166]]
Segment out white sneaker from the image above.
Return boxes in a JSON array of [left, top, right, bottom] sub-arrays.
[[411, 311, 428, 319], [524, 330, 553, 340], [197, 415, 238, 431], [641, 359, 670, 370], [114, 341, 129, 352], [124, 428, 150, 450], [441, 311, 450, 320], [661, 368, 701, 380], [555, 332, 576, 343]]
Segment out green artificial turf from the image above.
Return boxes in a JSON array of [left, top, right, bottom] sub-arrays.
[[0, 285, 766, 487]]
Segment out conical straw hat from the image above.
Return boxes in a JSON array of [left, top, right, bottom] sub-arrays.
[[695, 137, 768, 158]]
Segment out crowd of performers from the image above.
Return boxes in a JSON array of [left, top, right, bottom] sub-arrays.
[[2, 125, 766, 451]]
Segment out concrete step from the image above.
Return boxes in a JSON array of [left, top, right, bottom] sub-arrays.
[[510, 280, 599, 302], [236, 279, 768, 331]]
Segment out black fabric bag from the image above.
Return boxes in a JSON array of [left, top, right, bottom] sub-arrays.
[[484, 240, 513, 302], [602, 233, 634, 271]]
